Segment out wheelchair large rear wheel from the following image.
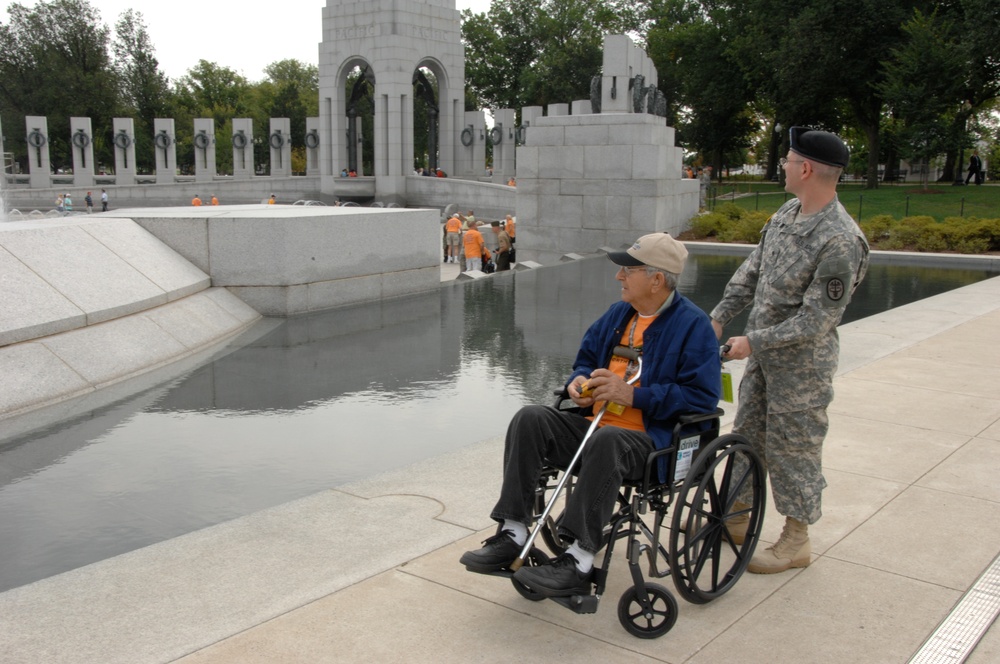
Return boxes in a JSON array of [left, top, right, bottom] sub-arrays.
[[617, 583, 679, 639], [668, 433, 765, 604]]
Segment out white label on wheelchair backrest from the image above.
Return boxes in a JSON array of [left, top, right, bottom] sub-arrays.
[[674, 435, 701, 483]]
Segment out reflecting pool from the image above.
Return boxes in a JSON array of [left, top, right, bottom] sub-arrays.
[[0, 252, 995, 592]]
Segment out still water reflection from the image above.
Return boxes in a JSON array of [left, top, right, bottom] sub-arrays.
[[0, 253, 994, 591]]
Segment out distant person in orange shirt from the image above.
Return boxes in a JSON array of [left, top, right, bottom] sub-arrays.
[[444, 213, 462, 264], [507, 177, 516, 187], [463, 220, 486, 271], [210, 195, 219, 205], [192, 195, 202, 206], [268, 194, 276, 204], [504, 214, 516, 244]]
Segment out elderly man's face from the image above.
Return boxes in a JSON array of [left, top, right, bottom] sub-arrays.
[[615, 265, 659, 308]]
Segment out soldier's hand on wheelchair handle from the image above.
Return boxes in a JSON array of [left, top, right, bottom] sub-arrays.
[[721, 336, 751, 361]]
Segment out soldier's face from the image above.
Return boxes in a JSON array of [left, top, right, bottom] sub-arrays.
[[782, 151, 808, 194]]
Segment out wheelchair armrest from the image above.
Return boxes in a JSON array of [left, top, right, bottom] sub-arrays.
[[678, 407, 725, 426]]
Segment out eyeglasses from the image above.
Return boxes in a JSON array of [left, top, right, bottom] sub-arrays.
[[619, 265, 646, 276], [779, 157, 806, 167]]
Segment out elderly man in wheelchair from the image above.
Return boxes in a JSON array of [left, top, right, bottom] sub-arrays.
[[461, 233, 750, 612]]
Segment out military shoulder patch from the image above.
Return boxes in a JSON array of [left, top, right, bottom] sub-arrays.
[[817, 257, 852, 308]]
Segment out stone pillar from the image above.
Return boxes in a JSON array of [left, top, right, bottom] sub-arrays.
[[601, 34, 637, 114], [492, 108, 516, 183], [112, 118, 137, 185], [153, 118, 177, 184], [547, 103, 569, 117], [571, 100, 592, 115], [232, 118, 254, 180], [193, 119, 216, 182], [459, 110, 486, 177], [518, 106, 543, 152], [269, 118, 292, 177], [25, 116, 51, 189], [69, 117, 95, 187], [305, 117, 320, 175]]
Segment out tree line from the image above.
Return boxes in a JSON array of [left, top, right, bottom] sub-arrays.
[[461, 0, 1000, 187], [3, 0, 998, 186], [0, 0, 318, 175]]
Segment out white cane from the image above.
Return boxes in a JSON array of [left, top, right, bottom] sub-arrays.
[[510, 345, 642, 571]]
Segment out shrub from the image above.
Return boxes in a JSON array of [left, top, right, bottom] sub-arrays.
[[689, 212, 726, 238], [859, 215, 893, 244], [717, 211, 768, 243]]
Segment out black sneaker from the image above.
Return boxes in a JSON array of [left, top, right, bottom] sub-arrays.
[[512, 552, 592, 597], [460, 530, 522, 573]]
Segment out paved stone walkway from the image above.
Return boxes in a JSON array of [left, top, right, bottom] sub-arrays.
[[1, 266, 998, 663]]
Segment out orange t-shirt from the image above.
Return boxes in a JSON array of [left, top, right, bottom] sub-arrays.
[[506, 218, 515, 237], [592, 314, 656, 431], [192, 197, 202, 206], [445, 217, 461, 233], [463, 228, 485, 259]]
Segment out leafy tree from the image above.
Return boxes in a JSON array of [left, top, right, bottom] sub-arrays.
[[259, 59, 319, 145], [172, 61, 251, 173], [112, 9, 172, 173], [879, 10, 966, 187], [0, 0, 119, 171], [646, 1, 758, 177], [462, 0, 642, 111]]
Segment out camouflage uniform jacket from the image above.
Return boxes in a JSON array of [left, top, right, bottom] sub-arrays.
[[711, 195, 869, 372]]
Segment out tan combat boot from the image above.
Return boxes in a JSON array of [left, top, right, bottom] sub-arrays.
[[747, 516, 811, 574], [725, 501, 751, 545]]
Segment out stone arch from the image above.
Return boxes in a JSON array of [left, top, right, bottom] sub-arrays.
[[318, 0, 466, 202], [335, 58, 376, 176], [411, 58, 452, 174]]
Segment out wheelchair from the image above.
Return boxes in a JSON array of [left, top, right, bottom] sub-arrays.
[[499, 395, 767, 639]]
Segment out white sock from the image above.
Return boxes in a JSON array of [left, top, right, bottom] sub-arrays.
[[566, 541, 595, 573], [502, 520, 528, 546]]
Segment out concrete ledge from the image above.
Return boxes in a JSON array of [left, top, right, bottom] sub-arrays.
[[126, 205, 442, 316], [0, 288, 260, 420], [0, 217, 211, 346]]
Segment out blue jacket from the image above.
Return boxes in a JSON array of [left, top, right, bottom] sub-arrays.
[[568, 294, 722, 480]]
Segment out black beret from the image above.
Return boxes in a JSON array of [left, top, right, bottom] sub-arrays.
[[789, 126, 849, 168]]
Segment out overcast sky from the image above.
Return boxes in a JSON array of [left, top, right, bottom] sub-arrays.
[[8, 0, 493, 82]]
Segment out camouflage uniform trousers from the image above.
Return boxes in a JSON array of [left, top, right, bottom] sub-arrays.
[[734, 357, 832, 525]]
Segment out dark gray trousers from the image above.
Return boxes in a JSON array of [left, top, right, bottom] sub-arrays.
[[490, 404, 654, 553]]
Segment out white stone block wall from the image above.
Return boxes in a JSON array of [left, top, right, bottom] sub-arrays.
[[516, 113, 698, 264]]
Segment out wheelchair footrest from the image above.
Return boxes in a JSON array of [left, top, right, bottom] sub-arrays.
[[552, 594, 600, 614]]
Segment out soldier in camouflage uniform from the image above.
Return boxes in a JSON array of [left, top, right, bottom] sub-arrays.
[[711, 127, 869, 574]]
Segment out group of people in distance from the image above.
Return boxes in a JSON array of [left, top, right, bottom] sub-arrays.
[[461, 126, 870, 598], [444, 210, 516, 272]]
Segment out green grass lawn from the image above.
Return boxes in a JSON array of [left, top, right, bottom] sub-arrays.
[[712, 181, 1000, 222]]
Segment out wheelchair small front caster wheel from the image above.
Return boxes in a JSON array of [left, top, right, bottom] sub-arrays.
[[617, 583, 678, 639]]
